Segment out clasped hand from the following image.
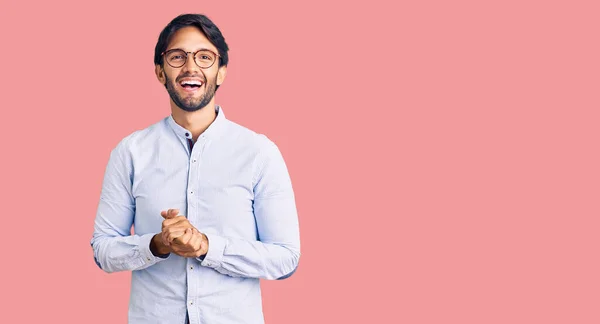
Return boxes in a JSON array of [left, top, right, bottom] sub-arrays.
[[159, 208, 209, 258]]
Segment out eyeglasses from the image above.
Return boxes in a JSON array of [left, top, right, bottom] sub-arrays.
[[161, 48, 220, 69]]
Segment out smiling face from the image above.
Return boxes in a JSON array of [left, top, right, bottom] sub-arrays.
[[155, 26, 227, 112]]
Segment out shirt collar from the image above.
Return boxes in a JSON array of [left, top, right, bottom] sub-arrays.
[[167, 105, 226, 141]]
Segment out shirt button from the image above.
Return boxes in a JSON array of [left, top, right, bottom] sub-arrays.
[[190, 301, 193, 305], [190, 191, 194, 195], [185, 132, 190, 137], [190, 266, 194, 270], [192, 159, 197, 163]]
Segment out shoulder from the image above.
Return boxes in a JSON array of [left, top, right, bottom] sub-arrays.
[[221, 119, 279, 153], [220, 121, 285, 173], [110, 117, 168, 159]]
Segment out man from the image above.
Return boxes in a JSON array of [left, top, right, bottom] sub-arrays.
[[90, 14, 301, 324]]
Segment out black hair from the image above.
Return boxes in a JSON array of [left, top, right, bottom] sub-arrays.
[[154, 14, 229, 90]]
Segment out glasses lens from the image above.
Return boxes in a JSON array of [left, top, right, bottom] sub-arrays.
[[195, 50, 217, 68], [166, 50, 187, 67]]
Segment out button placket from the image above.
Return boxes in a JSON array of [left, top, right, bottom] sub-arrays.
[[189, 138, 207, 201], [186, 146, 197, 322], [186, 138, 207, 319], [187, 138, 199, 223]]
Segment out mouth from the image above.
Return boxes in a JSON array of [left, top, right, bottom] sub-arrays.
[[178, 78, 204, 93]]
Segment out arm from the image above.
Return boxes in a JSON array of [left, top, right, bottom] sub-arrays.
[[90, 140, 170, 273], [198, 138, 301, 280]]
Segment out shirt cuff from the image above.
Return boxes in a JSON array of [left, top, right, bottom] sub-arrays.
[[199, 233, 227, 269], [139, 233, 170, 265]]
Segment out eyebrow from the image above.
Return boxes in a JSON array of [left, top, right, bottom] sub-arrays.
[[166, 47, 214, 52]]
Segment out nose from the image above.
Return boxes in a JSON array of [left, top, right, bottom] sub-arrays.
[[181, 53, 200, 74]]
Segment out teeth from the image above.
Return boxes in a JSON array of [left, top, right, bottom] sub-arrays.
[[180, 80, 202, 86]]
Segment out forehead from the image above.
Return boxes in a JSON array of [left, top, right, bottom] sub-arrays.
[[166, 26, 217, 52]]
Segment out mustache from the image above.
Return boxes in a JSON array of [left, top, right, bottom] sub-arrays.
[[176, 73, 206, 83]]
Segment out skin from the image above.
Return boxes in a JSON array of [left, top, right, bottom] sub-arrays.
[[150, 26, 228, 257], [155, 25, 227, 142], [150, 209, 208, 258]]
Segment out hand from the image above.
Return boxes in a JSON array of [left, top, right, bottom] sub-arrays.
[[160, 208, 194, 246], [150, 233, 172, 256], [160, 208, 209, 258], [150, 209, 181, 256], [167, 227, 210, 258]]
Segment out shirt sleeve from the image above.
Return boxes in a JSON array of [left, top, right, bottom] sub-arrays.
[[90, 139, 169, 273], [198, 137, 301, 280]]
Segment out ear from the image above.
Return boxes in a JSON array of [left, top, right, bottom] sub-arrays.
[[216, 65, 227, 86], [155, 64, 166, 85]]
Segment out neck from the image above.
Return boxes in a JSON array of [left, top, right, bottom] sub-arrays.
[[170, 99, 217, 142]]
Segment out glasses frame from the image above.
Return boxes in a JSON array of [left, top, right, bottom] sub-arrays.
[[161, 48, 221, 69]]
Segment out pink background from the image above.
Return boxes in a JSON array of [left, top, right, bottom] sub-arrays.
[[1, 0, 599, 323]]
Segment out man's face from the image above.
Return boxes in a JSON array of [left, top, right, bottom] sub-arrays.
[[156, 26, 226, 112]]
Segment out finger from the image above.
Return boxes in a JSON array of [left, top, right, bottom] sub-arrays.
[[162, 216, 187, 228], [176, 228, 193, 245], [170, 240, 194, 254], [161, 231, 171, 247], [184, 231, 202, 252], [163, 221, 192, 234], [161, 209, 173, 219], [161, 208, 180, 220], [163, 223, 191, 236], [173, 228, 194, 246], [166, 224, 194, 242], [167, 230, 187, 243], [162, 228, 175, 244], [162, 228, 185, 245], [183, 230, 205, 255], [171, 218, 191, 226]]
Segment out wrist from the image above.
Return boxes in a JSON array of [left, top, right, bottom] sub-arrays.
[[195, 249, 207, 259], [196, 233, 209, 259], [150, 234, 171, 257]]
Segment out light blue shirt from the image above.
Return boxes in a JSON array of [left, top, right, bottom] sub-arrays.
[[90, 106, 301, 324]]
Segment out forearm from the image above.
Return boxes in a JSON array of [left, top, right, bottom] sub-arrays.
[[91, 232, 169, 273], [91, 142, 173, 273], [198, 137, 301, 280], [199, 233, 300, 280]]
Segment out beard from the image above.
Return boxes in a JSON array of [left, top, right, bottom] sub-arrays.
[[164, 72, 217, 112]]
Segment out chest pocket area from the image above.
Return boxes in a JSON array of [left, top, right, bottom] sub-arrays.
[[197, 169, 253, 206], [195, 165, 255, 237]]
